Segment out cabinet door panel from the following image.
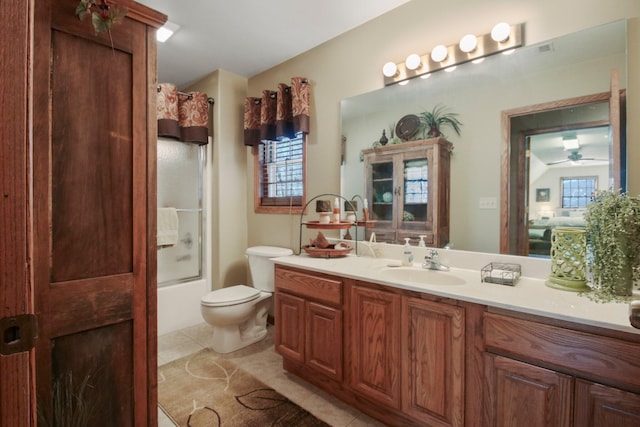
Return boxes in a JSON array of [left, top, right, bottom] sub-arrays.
[[350, 285, 401, 408], [306, 302, 343, 381], [402, 298, 465, 426], [575, 379, 640, 426], [274, 292, 305, 362], [484, 354, 573, 427]]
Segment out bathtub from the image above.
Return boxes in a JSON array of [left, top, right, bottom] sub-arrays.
[[157, 278, 208, 336]]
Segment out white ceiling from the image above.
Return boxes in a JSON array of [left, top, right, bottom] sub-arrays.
[[136, 0, 410, 88]]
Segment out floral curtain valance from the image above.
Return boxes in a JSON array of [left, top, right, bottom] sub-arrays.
[[157, 83, 211, 145], [243, 77, 310, 147]]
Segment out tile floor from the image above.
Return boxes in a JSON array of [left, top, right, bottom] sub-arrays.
[[157, 323, 386, 427]]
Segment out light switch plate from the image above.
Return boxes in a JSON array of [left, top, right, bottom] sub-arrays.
[[479, 197, 497, 209]]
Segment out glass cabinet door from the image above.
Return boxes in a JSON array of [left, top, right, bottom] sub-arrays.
[[402, 158, 428, 223], [371, 160, 394, 221]]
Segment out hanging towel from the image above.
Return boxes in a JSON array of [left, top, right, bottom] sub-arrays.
[[157, 208, 179, 246]]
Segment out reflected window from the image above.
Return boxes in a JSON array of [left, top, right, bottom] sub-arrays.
[[561, 176, 597, 208]]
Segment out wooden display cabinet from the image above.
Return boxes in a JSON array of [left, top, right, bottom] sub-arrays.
[[362, 138, 451, 246]]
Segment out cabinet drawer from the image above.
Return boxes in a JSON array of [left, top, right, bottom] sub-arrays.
[[275, 266, 342, 306], [484, 312, 640, 391]]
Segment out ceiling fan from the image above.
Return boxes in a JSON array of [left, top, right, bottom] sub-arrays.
[[546, 150, 608, 165]]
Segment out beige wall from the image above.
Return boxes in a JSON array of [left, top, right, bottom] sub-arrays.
[[244, 0, 640, 252], [187, 70, 250, 289]]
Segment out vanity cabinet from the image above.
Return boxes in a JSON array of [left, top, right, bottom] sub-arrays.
[[484, 311, 640, 427], [362, 138, 450, 246], [349, 284, 402, 409], [274, 266, 343, 381], [402, 297, 465, 426]]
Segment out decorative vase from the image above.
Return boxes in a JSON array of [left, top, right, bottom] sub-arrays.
[[546, 227, 589, 292], [379, 129, 388, 146]]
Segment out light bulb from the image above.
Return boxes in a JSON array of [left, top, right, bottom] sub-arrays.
[[405, 54, 422, 70], [444, 66, 457, 73], [491, 22, 511, 42], [420, 73, 431, 79], [459, 34, 478, 53], [430, 45, 448, 62], [382, 61, 398, 77]]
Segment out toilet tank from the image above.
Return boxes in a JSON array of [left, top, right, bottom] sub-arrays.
[[246, 246, 293, 292]]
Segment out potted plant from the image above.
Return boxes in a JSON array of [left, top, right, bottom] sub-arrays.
[[418, 104, 463, 139], [583, 190, 640, 302]]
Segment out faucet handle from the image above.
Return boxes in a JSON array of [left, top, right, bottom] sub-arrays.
[[428, 249, 439, 259]]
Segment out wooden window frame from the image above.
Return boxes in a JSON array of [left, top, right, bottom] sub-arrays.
[[253, 134, 307, 214], [560, 175, 598, 209]]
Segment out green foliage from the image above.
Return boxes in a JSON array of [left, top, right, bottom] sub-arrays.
[[418, 104, 463, 139], [76, 0, 127, 34], [582, 190, 640, 303]]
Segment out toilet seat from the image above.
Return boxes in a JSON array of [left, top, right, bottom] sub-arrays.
[[201, 285, 262, 307]]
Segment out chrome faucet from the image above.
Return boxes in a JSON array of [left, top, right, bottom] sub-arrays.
[[422, 249, 449, 271]]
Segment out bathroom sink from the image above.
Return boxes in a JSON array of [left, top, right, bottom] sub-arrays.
[[378, 267, 467, 286]]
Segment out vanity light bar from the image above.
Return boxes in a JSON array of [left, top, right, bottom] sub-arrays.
[[383, 23, 523, 86]]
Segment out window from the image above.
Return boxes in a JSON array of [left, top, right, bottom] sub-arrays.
[[561, 176, 597, 208], [254, 134, 306, 213]]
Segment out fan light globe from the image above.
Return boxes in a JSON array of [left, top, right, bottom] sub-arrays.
[[405, 54, 422, 70], [430, 45, 448, 62], [459, 34, 478, 53], [491, 22, 511, 42], [382, 61, 398, 77]]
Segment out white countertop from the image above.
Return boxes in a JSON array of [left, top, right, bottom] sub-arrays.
[[273, 253, 640, 335]]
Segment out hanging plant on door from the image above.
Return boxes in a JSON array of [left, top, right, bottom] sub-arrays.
[[76, 0, 127, 34]]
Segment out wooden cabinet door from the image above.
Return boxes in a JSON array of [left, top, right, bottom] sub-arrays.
[[306, 302, 343, 381], [402, 298, 464, 426], [574, 379, 640, 426], [0, 0, 35, 423], [350, 285, 401, 408], [484, 354, 573, 427], [32, 1, 164, 425], [274, 292, 305, 363]]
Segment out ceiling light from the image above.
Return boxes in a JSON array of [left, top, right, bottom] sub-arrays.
[[405, 54, 422, 70], [491, 22, 511, 42], [431, 45, 448, 62], [562, 136, 580, 150], [459, 34, 478, 53], [157, 21, 180, 43], [382, 61, 398, 77]]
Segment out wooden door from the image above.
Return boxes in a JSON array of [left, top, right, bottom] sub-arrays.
[[484, 354, 573, 427], [274, 292, 305, 363], [574, 379, 640, 426], [402, 298, 464, 426], [305, 302, 342, 381], [0, 0, 36, 424], [32, 1, 164, 425], [350, 284, 401, 409]]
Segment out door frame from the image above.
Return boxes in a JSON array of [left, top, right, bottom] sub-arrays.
[[500, 90, 625, 255]]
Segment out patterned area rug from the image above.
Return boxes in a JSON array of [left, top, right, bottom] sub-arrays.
[[158, 348, 330, 426]]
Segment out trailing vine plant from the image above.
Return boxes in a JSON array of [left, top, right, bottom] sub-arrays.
[[582, 190, 640, 303], [76, 0, 127, 34]]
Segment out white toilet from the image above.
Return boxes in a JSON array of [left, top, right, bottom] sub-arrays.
[[200, 246, 293, 353]]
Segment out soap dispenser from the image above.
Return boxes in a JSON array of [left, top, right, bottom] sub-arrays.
[[402, 238, 414, 266], [418, 235, 427, 247]]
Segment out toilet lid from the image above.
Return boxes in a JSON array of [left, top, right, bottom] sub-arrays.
[[201, 285, 261, 307]]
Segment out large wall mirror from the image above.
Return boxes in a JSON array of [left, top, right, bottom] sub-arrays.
[[340, 20, 627, 255]]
